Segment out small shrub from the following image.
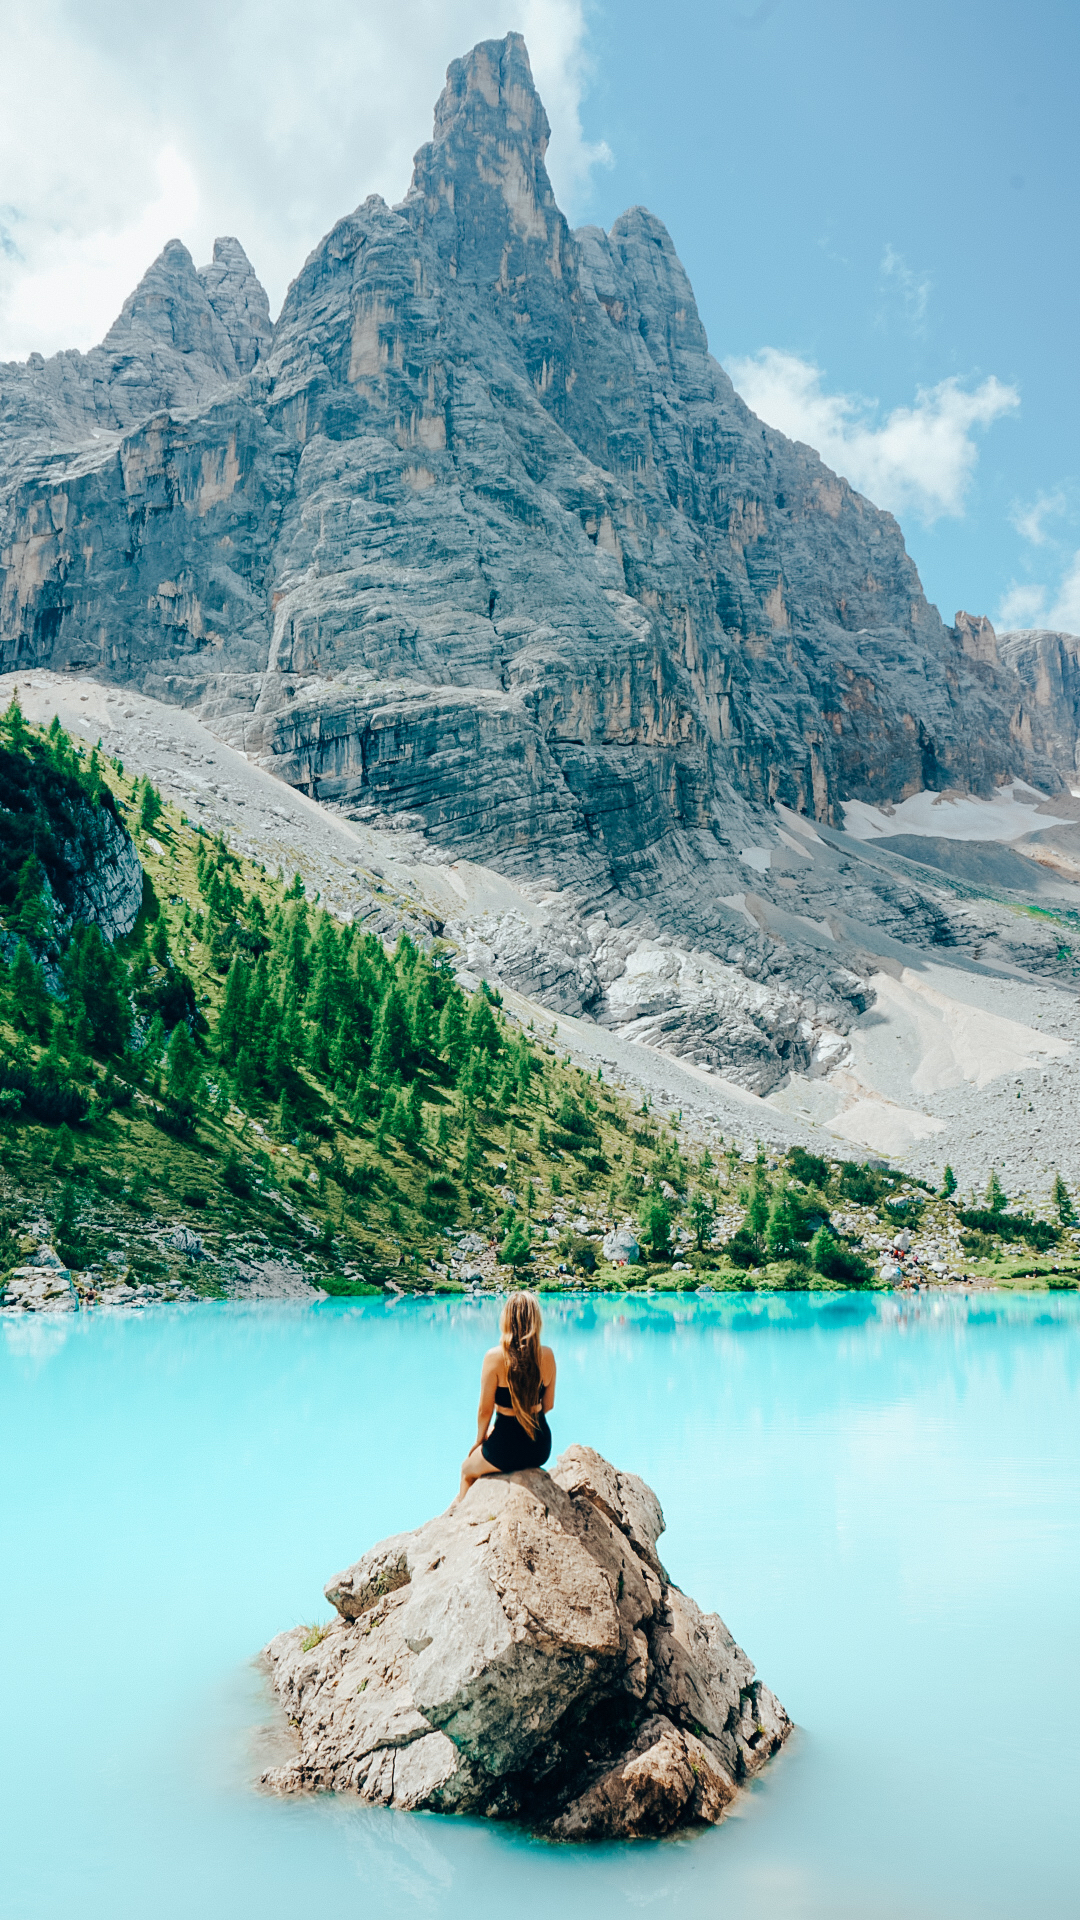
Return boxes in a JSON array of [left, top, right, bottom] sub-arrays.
[[423, 1173, 460, 1221], [787, 1146, 831, 1189], [958, 1207, 1058, 1253], [725, 1227, 763, 1269], [222, 1152, 255, 1199], [182, 1188, 208, 1209], [884, 1195, 924, 1231], [961, 1229, 996, 1258], [0, 1058, 90, 1125], [836, 1160, 888, 1205]]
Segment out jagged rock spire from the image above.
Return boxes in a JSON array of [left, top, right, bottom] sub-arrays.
[[100, 234, 270, 380], [407, 33, 569, 286], [198, 237, 272, 375], [100, 237, 237, 375]]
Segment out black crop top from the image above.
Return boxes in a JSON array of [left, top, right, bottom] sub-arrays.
[[495, 1381, 546, 1410]]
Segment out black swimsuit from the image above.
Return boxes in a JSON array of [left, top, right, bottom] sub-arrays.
[[481, 1380, 553, 1472]]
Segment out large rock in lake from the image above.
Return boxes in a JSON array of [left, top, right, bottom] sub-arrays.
[[260, 1445, 791, 1838]]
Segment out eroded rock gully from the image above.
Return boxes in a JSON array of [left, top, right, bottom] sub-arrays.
[[260, 1445, 790, 1839]]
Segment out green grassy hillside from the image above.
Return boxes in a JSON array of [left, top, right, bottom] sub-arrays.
[[0, 696, 1075, 1302]]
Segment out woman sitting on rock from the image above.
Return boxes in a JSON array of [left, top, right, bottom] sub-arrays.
[[458, 1289, 556, 1500]]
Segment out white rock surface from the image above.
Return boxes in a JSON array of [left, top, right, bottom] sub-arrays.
[[260, 1445, 790, 1837]]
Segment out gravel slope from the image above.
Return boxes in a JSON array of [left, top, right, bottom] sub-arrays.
[[4, 669, 1077, 1209]]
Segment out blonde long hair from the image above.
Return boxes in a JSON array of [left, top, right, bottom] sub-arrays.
[[500, 1290, 543, 1439]]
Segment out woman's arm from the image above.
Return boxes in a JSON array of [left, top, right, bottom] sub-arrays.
[[541, 1347, 556, 1413], [475, 1348, 499, 1448]]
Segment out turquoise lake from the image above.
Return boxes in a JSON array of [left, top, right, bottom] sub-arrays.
[[3, 1291, 1079, 1919]]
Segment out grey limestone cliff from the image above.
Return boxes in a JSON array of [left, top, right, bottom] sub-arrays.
[[1, 34, 1074, 1081], [0, 37, 1057, 834], [1000, 626, 1080, 777]]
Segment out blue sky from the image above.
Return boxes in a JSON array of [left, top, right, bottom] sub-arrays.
[[1, 0, 1075, 634], [570, 0, 1080, 634]]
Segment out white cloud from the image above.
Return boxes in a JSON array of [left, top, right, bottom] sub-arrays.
[[0, 0, 607, 361], [727, 347, 1019, 524], [997, 551, 1080, 633], [1011, 490, 1067, 546], [997, 582, 1050, 629]]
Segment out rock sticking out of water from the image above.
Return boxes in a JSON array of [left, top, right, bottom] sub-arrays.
[[259, 1445, 791, 1838]]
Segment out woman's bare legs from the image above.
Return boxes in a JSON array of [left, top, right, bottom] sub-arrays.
[[458, 1442, 500, 1502]]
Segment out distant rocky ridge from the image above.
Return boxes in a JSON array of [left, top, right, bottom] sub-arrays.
[[261, 1444, 791, 1837], [999, 627, 1080, 778], [2, 33, 1078, 1086]]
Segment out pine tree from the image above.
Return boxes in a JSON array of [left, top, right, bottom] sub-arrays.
[[11, 854, 52, 939], [1052, 1173, 1076, 1226], [217, 958, 249, 1066], [438, 995, 467, 1073], [10, 940, 52, 1041], [765, 1188, 802, 1260], [349, 1072, 372, 1127], [374, 1086, 397, 1154], [744, 1164, 771, 1243], [402, 1076, 426, 1150], [138, 780, 163, 832], [985, 1170, 1006, 1214], [942, 1165, 957, 1198], [408, 967, 436, 1059], [66, 924, 129, 1055], [284, 900, 311, 997], [140, 1012, 167, 1074], [638, 1197, 672, 1261], [499, 1213, 532, 1268], [467, 990, 500, 1057], [305, 915, 340, 1070], [689, 1188, 716, 1250], [1, 692, 29, 752], [329, 1013, 351, 1088], [161, 1023, 203, 1136], [371, 985, 413, 1084]]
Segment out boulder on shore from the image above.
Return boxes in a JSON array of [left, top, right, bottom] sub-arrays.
[[259, 1445, 791, 1838]]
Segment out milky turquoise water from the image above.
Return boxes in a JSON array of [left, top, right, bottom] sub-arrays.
[[3, 1291, 1079, 1920]]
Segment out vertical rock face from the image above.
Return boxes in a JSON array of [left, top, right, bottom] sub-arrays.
[[0, 34, 1066, 940], [197, 237, 273, 375], [953, 610, 1001, 668], [1000, 628, 1080, 775], [0, 745, 143, 942]]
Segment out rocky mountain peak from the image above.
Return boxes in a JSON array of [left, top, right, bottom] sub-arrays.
[[408, 32, 566, 287], [197, 236, 272, 375], [2, 26, 1075, 1051], [100, 236, 238, 377], [953, 609, 1000, 668]]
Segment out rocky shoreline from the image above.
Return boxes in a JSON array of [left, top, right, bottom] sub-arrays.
[[259, 1445, 791, 1838]]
